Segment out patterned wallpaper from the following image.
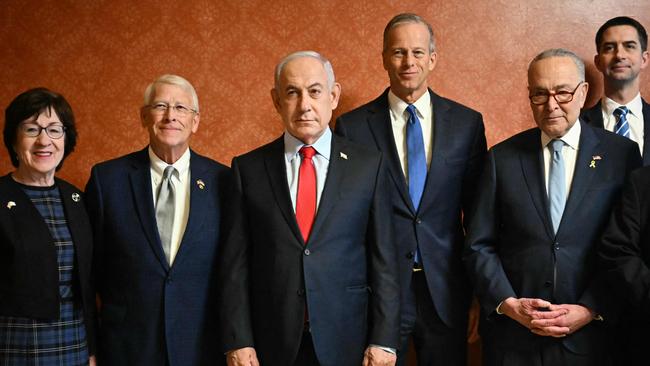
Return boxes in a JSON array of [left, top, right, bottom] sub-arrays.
[[2, 0, 649, 188]]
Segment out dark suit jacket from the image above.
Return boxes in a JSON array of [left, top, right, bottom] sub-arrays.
[[0, 174, 96, 353], [464, 122, 641, 355], [335, 88, 486, 328], [581, 98, 650, 166], [218, 134, 400, 366], [85, 148, 230, 366]]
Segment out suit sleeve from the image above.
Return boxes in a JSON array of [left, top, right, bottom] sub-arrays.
[[599, 169, 650, 317], [367, 155, 401, 349], [463, 149, 517, 316], [461, 113, 487, 228], [217, 157, 255, 352]]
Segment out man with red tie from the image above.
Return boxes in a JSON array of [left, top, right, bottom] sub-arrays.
[[218, 51, 400, 366]]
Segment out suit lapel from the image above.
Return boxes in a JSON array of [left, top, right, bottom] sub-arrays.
[[365, 91, 414, 213], [519, 129, 555, 239], [173, 152, 209, 266], [264, 138, 305, 245], [582, 102, 604, 128], [641, 99, 650, 165], [308, 135, 345, 245], [560, 123, 600, 233], [128, 149, 169, 270]]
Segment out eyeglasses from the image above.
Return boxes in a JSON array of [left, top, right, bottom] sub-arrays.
[[529, 82, 584, 105], [20, 123, 66, 139], [145, 102, 197, 116]]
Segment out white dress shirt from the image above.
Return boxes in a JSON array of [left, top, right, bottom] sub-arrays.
[[388, 90, 434, 178], [284, 128, 331, 211], [541, 121, 581, 199], [601, 93, 644, 155], [149, 147, 191, 265]]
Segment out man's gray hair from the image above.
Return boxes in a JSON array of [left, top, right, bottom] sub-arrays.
[[274, 51, 336, 91], [528, 48, 586, 82], [143, 74, 200, 112], [383, 13, 436, 53]]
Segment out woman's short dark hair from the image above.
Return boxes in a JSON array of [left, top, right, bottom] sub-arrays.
[[3, 87, 77, 169]]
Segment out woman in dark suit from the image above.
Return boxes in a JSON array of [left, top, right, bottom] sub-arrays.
[[0, 88, 95, 365]]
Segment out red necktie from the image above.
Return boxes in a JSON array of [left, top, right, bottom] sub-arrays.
[[296, 146, 317, 243]]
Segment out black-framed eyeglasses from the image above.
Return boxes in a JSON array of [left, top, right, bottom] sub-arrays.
[[20, 123, 66, 139], [529, 82, 584, 105], [145, 102, 197, 116]]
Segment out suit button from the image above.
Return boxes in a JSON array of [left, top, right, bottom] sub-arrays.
[[166, 277, 173, 284], [554, 242, 560, 250], [297, 289, 305, 296], [415, 218, 422, 224], [304, 249, 311, 256], [544, 281, 552, 287], [406, 252, 414, 259]]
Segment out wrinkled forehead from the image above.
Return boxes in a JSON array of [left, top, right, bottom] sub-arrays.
[[279, 57, 328, 87], [151, 82, 194, 103], [528, 57, 581, 89]]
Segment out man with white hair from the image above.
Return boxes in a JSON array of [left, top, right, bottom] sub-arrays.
[[86, 74, 230, 365], [218, 51, 400, 366]]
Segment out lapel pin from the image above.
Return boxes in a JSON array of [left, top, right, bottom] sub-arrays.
[[71, 193, 81, 202], [340, 152, 348, 160], [6, 201, 16, 209], [589, 155, 602, 169], [196, 179, 205, 190]]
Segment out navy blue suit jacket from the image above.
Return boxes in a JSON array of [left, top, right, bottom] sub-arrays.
[[335, 89, 487, 328], [464, 122, 641, 354], [581, 98, 650, 166], [85, 148, 230, 366], [218, 134, 400, 366]]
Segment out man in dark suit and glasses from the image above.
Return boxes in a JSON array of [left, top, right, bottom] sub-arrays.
[[335, 12, 487, 366], [582, 16, 650, 165], [219, 51, 400, 366], [464, 48, 641, 366], [85, 74, 230, 366]]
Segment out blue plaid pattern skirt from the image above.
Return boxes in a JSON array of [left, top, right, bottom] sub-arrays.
[[0, 185, 89, 366]]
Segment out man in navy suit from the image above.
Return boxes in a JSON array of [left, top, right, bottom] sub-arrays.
[[85, 74, 230, 366], [218, 51, 400, 366], [464, 49, 641, 365], [335, 13, 486, 366], [581, 16, 650, 165]]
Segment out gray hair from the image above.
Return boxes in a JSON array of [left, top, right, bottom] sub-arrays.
[[274, 51, 336, 91], [528, 48, 585, 81], [383, 13, 436, 53], [143, 74, 200, 113]]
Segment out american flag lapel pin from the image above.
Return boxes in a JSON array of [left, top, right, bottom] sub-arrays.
[[196, 179, 205, 190], [6, 201, 16, 209], [340, 152, 348, 160]]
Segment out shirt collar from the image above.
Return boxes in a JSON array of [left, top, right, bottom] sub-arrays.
[[387, 89, 432, 119], [284, 128, 332, 163], [148, 146, 191, 178], [540, 119, 581, 150], [602, 92, 642, 118]]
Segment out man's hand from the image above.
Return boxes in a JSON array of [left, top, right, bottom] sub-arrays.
[[89, 355, 96, 366], [530, 303, 593, 337], [362, 346, 396, 366], [226, 347, 259, 366], [499, 297, 568, 332]]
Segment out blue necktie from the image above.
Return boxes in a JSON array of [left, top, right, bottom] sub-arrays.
[[548, 139, 566, 234], [406, 104, 427, 264], [614, 106, 630, 138]]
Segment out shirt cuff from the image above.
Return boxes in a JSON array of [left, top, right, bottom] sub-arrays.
[[369, 344, 396, 354]]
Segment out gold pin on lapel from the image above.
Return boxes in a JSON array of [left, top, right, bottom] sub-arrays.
[[589, 155, 602, 169], [71, 193, 80, 202], [6, 201, 16, 209], [196, 179, 205, 190], [340, 152, 348, 160]]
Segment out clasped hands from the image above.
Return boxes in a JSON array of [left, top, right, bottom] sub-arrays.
[[500, 297, 594, 337]]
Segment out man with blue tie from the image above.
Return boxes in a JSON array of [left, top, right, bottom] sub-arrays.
[[85, 74, 230, 365], [335, 13, 486, 366], [464, 49, 641, 366], [218, 51, 400, 366], [581, 16, 650, 165]]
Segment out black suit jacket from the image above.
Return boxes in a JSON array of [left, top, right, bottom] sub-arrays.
[[218, 134, 400, 366], [85, 148, 230, 366], [0, 174, 96, 353], [464, 122, 641, 354], [581, 98, 650, 166], [335, 88, 486, 328]]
